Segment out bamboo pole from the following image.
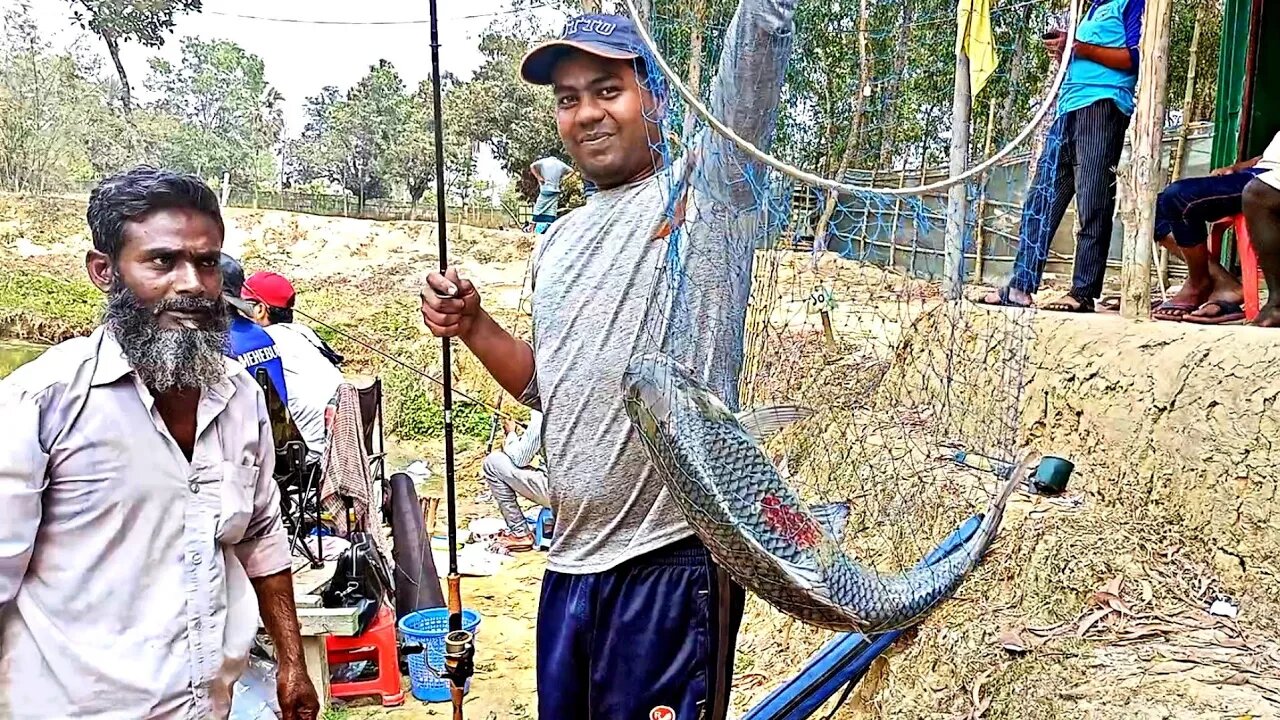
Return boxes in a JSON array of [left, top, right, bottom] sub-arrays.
[[943, 13, 973, 300], [1118, 0, 1174, 319], [1158, 4, 1206, 290], [974, 101, 997, 284]]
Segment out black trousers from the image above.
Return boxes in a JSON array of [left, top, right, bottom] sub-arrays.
[[1011, 99, 1131, 299]]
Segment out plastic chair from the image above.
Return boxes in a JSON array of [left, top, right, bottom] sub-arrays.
[[325, 604, 405, 707], [1208, 215, 1262, 321]]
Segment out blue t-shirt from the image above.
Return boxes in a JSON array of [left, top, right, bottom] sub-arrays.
[[1057, 0, 1144, 117], [227, 314, 289, 405]]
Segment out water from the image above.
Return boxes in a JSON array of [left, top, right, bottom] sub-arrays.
[[0, 341, 45, 378]]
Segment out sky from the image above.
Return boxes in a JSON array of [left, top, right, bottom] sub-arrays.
[[9, 0, 568, 185]]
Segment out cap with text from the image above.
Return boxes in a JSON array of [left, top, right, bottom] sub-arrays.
[[519, 14, 644, 86]]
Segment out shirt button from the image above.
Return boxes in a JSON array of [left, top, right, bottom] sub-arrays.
[[194, 686, 206, 699], [191, 553, 203, 566], [189, 481, 199, 494]]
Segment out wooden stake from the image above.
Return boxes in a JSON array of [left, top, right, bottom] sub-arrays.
[[1118, 0, 1174, 319]]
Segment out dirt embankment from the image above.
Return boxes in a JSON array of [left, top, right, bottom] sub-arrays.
[[733, 298, 1280, 719]]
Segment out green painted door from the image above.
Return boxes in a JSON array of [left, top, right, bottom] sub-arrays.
[[1213, 0, 1280, 165]]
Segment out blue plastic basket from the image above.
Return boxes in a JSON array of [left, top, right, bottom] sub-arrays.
[[398, 608, 483, 703]]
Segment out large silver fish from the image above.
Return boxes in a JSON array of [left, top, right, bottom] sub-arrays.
[[623, 351, 1026, 633]]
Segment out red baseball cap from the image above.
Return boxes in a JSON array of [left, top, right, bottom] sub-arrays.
[[242, 271, 296, 309]]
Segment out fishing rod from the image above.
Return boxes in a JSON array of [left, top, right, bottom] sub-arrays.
[[428, 0, 474, 714]]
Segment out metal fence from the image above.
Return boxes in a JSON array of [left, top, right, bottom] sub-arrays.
[[223, 189, 531, 229]]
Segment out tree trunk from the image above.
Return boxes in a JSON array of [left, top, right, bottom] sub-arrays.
[[681, 0, 707, 143], [878, 5, 915, 168], [102, 31, 132, 113], [1119, 0, 1174, 319], [998, 3, 1035, 146], [812, 0, 871, 263]]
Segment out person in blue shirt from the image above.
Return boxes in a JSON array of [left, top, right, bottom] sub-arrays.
[[219, 253, 289, 405], [981, 0, 1144, 312]]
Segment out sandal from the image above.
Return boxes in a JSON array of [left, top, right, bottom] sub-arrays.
[[1152, 301, 1200, 322], [975, 286, 1031, 308], [1182, 300, 1245, 325], [1041, 294, 1094, 313]]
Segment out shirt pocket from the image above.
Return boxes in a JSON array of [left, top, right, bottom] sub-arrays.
[[217, 462, 259, 545]]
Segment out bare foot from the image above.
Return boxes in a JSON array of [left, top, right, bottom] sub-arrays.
[[1251, 304, 1280, 328]]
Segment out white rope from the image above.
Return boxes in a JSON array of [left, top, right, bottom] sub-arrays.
[[620, 0, 1080, 196]]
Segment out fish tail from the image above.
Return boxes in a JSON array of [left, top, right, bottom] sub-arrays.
[[861, 451, 1033, 632]]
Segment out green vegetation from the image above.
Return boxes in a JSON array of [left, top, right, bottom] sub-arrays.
[[0, 270, 102, 343]]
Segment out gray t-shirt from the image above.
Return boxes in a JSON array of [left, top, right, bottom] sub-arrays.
[[534, 157, 572, 194], [520, 0, 797, 574]]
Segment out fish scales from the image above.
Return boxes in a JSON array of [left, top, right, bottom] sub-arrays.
[[624, 352, 1024, 634]]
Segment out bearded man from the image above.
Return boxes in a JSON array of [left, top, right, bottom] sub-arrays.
[[0, 167, 318, 720]]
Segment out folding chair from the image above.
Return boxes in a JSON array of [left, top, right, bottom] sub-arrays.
[[356, 378, 390, 524], [254, 367, 324, 568]]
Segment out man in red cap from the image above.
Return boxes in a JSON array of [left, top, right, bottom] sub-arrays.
[[242, 271, 344, 463]]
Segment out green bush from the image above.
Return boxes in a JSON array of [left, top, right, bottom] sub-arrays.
[[382, 363, 494, 442]]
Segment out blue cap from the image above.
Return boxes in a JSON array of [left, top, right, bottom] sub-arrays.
[[520, 14, 644, 86]]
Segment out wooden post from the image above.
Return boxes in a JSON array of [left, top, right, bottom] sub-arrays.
[[1118, 0, 1174, 319], [943, 17, 973, 300]]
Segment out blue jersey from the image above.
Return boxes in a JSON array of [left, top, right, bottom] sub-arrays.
[[1058, 0, 1144, 117], [227, 314, 289, 405]]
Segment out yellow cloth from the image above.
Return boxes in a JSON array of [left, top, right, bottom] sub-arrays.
[[958, 0, 999, 99]]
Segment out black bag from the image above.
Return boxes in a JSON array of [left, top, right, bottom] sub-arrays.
[[320, 531, 394, 635]]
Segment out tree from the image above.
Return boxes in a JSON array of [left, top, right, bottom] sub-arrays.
[[145, 37, 283, 188], [388, 82, 437, 212], [0, 3, 121, 191], [451, 26, 565, 202], [290, 60, 409, 210], [66, 0, 201, 112]]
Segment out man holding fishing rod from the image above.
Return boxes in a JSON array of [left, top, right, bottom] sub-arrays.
[[421, 2, 796, 717]]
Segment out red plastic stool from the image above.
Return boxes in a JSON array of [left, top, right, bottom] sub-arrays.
[[325, 604, 405, 706], [1208, 215, 1262, 321]]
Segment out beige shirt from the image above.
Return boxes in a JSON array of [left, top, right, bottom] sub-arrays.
[[0, 327, 291, 719]]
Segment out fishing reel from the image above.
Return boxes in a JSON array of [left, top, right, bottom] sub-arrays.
[[443, 629, 476, 689]]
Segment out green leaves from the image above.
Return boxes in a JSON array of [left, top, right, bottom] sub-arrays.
[[144, 37, 281, 185]]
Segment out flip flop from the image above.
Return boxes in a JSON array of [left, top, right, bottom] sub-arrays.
[[974, 286, 1031, 308], [1042, 295, 1094, 313], [1182, 300, 1245, 325], [1152, 301, 1199, 322]]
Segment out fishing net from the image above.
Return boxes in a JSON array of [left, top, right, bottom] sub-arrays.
[[621, 0, 1079, 630]]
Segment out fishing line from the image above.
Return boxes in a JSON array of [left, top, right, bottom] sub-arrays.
[[289, 305, 523, 424]]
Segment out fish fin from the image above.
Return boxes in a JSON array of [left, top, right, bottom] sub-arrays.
[[735, 405, 815, 443], [809, 501, 851, 542]]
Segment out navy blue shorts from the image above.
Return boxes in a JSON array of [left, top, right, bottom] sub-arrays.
[[537, 536, 746, 720]]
